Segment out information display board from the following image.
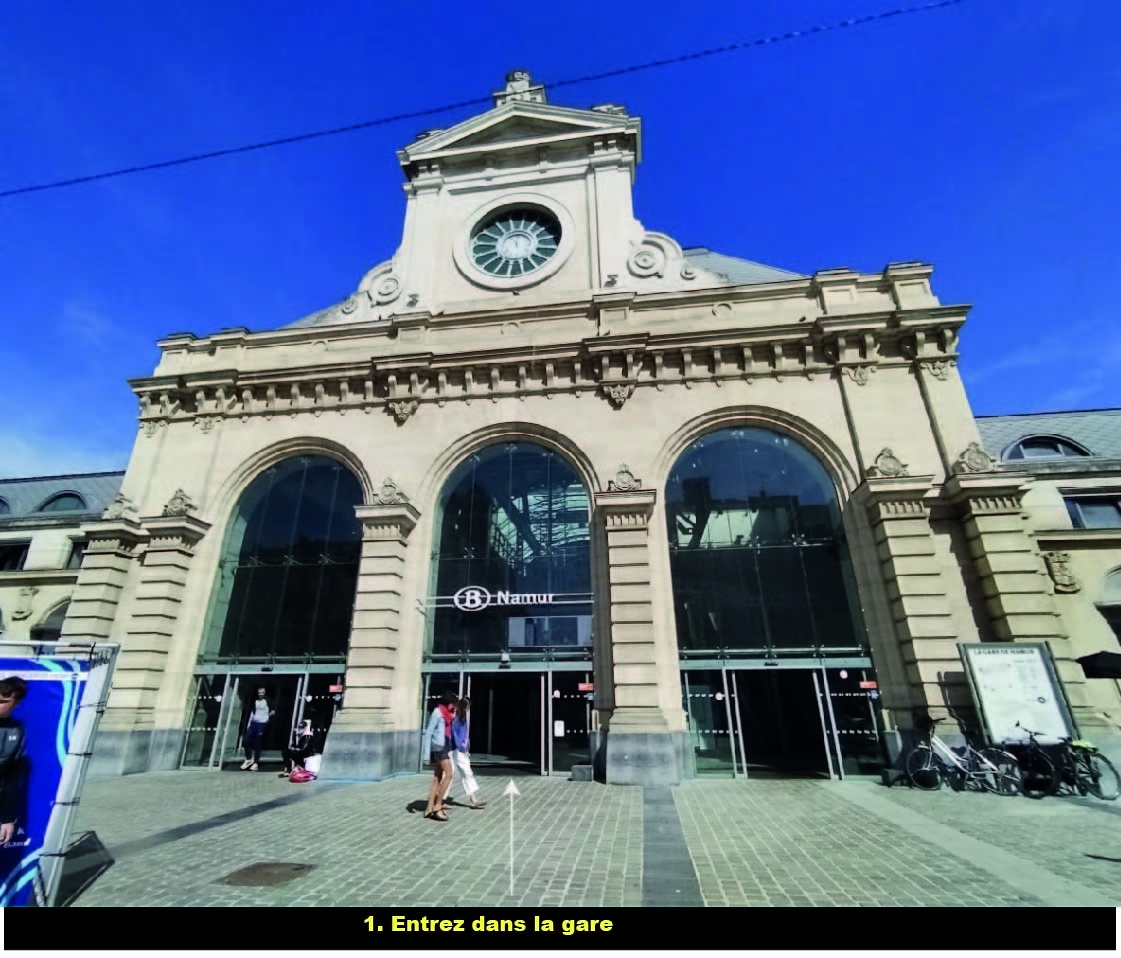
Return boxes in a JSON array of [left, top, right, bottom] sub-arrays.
[[0, 642, 117, 907], [959, 642, 1075, 746]]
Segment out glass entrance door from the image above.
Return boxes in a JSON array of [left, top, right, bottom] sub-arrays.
[[465, 672, 545, 775], [680, 664, 884, 780], [181, 670, 344, 769], [548, 671, 592, 774]]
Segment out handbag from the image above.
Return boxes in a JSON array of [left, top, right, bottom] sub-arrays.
[[303, 753, 322, 775]]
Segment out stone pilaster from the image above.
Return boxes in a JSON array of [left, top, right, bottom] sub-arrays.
[[59, 517, 147, 647], [593, 488, 692, 785], [100, 513, 211, 773], [318, 498, 420, 780], [944, 474, 1089, 721], [855, 477, 964, 727]]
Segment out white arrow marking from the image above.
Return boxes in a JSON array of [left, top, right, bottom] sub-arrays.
[[504, 779, 520, 897]]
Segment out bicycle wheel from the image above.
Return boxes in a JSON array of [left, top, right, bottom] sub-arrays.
[[905, 745, 944, 790], [1084, 752, 1121, 801], [976, 748, 1023, 796], [1017, 748, 1058, 799]]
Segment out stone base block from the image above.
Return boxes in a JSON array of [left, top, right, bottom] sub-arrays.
[[317, 729, 419, 780], [604, 730, 695, 786], [570, 764, 594, 782], [87, 726, 185, 778]]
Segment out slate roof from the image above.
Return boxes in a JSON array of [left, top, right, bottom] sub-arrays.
[[0, 472, 125, 520], [976, 409, 1121, 460], [681, 247, 806, 285]]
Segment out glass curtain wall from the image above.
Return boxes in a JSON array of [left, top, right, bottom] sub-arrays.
[[200, 456, 363, 665], [665, 428, 864, 656], [429, 443, 592, 660]]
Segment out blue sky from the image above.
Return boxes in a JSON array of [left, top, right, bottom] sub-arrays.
[[2, 0, 1119, 479]]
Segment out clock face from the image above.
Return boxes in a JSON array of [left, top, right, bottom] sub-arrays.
[[470, 208, 561, 277]]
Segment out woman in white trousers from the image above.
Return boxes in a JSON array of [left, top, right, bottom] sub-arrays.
[[444, 697, 486, 809]]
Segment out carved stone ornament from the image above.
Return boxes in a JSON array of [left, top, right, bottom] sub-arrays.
[[680, 264, 696, 281], [194, 416, 219, 434], [376, 478, 409, 506], [601, 383, 636, 409], [374, 274, 402, 305], [867, 449, 909, 479], [1043, 551, 1080, 594], [952, 442, 997, 475], [103, 493, 138, 520], [627, 244, 666, 279], [161, 489, 195, 518], [11, 586, 39, 621], [925, 359, 956, 381], [607, 464, 641, 492], [388, 399, 419, 424], [340, 294, 361, 315], [841, 365, 875, 386]]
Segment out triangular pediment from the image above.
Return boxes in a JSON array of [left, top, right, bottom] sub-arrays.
[[401, 101, 638, 163]]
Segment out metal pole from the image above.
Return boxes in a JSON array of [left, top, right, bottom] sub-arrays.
[[821, 668, 845, 781], [547, 670, 554, 777], [730, 670, 749, 779], [720, 668, 737, 778], [812, 671, 836, 780], [540, 673, 546, 776]]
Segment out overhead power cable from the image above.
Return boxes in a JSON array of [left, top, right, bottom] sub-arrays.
[[1, 0, 967, 199]]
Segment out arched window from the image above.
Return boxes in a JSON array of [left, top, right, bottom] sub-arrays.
[[429, 443, 592, 659], [37, 493, 87, 513], [1003, 436, 1091, 461], [1098, 569, 1121, 642], [31, 602, 69, 645], [665, 428, 863, 655], [201, 456, 363, 663]]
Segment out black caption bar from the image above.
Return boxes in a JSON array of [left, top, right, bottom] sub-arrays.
[[4, 906, 1116, 951]]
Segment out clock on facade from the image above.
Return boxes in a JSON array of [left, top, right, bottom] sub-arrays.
[[470, 207, 561, 277]]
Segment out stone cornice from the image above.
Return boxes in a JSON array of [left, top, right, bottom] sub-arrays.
[[1034, 528, 1121, 547], [132, 309, 964, 431], [140, 514, 211, 550], [593, 489, 656, 529], [0, 569, 80, 587]]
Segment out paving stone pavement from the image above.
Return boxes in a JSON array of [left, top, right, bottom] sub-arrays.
[[60, 768, 1121, 907]]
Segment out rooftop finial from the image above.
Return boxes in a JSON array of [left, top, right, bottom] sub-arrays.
[[493, 69, 546, 107]]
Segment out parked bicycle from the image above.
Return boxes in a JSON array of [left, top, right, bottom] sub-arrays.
[[904, 718, 1022, 794], [1000, 723, 1059, 799], [1003, 722, 1120, 801]]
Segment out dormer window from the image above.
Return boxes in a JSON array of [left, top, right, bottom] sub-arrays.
[[36, 493, 87, 513], [1003, 436, 1091, 461]]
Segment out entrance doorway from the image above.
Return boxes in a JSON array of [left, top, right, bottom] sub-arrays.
[[681, 663, 883, 779], [421, 668, 594, 776], [180, 670, 344, 770]]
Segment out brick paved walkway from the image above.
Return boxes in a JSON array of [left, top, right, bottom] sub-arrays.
[[60, 768, 1121, 907]]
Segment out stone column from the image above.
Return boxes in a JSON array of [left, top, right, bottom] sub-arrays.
[[60, 516, 147, 647], [60, 513, 148, 777], [945, 472, 1089, 722], [854, 477, 965, 732], [593, 487, 692, 785], [106, 512, 210, 772], [319, 494, 420, 780]]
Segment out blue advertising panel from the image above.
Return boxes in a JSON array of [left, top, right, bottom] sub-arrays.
[[0, 656, 89, 906]]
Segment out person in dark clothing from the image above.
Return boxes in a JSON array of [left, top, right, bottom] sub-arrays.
[[240, 687, 274, 771], [0, 677, 29, 845], [280, 719, 317, 776]]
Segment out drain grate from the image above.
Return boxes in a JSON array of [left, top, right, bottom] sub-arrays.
[[217, 862, 316, 887]]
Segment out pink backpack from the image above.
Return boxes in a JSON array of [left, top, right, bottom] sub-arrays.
[[289, 767, 315, 783]]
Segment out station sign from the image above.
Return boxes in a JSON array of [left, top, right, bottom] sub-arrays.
[[452, 586, 557, 612]]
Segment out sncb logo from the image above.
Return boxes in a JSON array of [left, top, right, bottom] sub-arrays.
[[453, 586, 491, 612]]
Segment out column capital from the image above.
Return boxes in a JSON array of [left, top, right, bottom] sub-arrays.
[[140, 513, 211, 550], [943, 474, 1029, 515], [852, 476, 936, 523], [78, 517, 149, 554], [355, 501, 421, 540], [593, 488, 656, 528]]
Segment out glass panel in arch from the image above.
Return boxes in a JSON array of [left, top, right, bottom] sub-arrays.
[[430, 443, 592, 658], [666, 428, 863, 655], [203, 457, 362, 663]]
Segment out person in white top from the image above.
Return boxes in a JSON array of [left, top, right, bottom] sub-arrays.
[[241, 687, 274, 771]]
